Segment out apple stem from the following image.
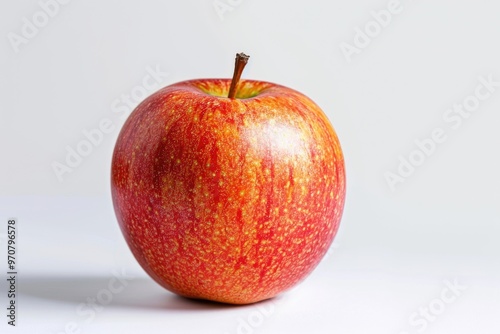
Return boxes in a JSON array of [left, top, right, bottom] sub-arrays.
[[228, 52, 250, 99]]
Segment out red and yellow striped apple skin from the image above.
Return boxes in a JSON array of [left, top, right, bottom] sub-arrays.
[[111, 79, 345, 304]]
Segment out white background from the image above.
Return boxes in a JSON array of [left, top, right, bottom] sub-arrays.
[[1, 0, 499, 333]]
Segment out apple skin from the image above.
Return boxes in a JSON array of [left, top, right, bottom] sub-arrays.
[[111, 78, 345, 304]]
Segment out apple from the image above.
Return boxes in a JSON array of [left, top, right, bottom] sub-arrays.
[[111, 53, 346, 304]]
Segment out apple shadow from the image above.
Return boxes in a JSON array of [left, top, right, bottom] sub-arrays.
[[19, 275, 259, 311]]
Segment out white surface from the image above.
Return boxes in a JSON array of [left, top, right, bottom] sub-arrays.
[[1, 194, 499, 334], [1, 0, 499, 333]]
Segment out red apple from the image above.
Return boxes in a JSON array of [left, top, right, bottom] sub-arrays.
[[111, 53, 345, 304]]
